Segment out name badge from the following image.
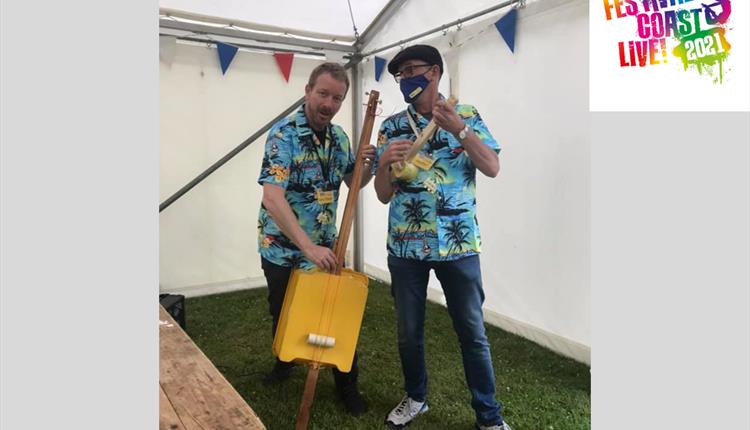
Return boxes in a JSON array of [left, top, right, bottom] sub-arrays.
[[316, 190, 335, 205], [412, 153, 435, 170]]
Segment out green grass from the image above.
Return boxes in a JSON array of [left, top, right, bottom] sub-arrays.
[[185, 280, 590, 430]]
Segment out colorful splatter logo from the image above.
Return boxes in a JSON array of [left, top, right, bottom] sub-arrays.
[[602, 0, 734, 83]]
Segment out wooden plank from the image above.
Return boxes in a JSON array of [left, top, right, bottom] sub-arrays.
[[159, 306, 265, 430], [160, 384, 187, 430]]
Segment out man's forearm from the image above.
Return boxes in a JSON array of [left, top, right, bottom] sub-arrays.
[[460, 132, 500, 178], [359, 169, 374, 188], [344, 169, 374, 190], [262, 185, 314, 252], [344, 168, 372, 189], [374, 163, 395, 203]]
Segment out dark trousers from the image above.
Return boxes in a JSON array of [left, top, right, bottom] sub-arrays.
[[261, 257, 359, 389]]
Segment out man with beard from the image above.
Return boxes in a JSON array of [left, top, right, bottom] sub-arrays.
[[256, 62, 375, 416], [372, 45, 511, 430]]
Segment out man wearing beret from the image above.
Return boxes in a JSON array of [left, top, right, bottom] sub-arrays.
[[372, 45, 511, 430]]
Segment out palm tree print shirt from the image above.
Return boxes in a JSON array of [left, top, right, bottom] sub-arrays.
[[257, 105, 355, 269], [374, 101, 500, 261]]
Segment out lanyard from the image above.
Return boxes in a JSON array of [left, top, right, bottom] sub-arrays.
[[313, 129, 335, 186], [406, 110, 421, 140], [406, 110, 437, 154]]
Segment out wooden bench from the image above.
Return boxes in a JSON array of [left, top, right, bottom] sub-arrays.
[[159, 306, 265, 430]]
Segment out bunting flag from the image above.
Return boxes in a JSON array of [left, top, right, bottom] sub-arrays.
[[216, 42, 239, 75], [159, 35, 177, 65], [494, 8, 518, 53], [273, 52, 295, 82], [374, 56, 386, 82]]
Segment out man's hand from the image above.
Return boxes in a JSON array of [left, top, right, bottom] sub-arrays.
[[373, 140, 411, 204], [432, 100, 464, 136], [359, 144, 376, 169], [302, 244, 338, 272], [379, 140, 413, 166]]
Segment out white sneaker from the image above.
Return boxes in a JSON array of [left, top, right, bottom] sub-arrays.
[[475, 422, 513, 430], [384, 395, 429, 428]]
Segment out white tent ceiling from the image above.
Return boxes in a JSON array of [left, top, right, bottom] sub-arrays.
[[159, 0, 393, 41]]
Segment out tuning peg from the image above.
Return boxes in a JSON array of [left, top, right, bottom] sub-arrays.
[[364, 92, 383, 103]]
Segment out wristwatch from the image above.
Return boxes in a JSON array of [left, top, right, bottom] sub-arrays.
[[457, 124, 470, 141]]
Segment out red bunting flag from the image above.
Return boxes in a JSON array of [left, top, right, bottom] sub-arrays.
[[273, 52, 295, 82]]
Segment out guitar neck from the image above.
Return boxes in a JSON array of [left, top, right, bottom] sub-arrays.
[[405, 120, 438, 162], [332, 91, 379, 273], [404, 95, 458, 162]]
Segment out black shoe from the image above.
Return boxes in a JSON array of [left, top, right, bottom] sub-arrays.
[[262, 361, 295, 386], [338, 383, 368, 416]]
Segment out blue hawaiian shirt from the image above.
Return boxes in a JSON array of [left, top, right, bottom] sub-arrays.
[[374, 99, 500, 261], [257, 104, 355, 269]]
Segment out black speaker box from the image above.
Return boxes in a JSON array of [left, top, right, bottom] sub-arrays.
[[159, 293, 186, 329]]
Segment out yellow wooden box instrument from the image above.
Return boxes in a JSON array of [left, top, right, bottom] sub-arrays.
[[272, 91, 380, 430], [272, 267, 367, 372], [390, 95, 458, 182]]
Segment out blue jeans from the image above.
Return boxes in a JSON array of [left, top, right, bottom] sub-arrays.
[[388, 254, 503, 426]]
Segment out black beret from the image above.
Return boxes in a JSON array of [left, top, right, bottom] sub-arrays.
[[387, 44, 444, 76]]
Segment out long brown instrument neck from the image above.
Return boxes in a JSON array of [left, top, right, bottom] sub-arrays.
[[331, 91, 379, 274]]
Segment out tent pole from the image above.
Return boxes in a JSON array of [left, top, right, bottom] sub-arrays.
[[159, 97, 304, 212], [159, 17, 356, 53], [161, 34, 328, 58], [360, 0, 520, 58], [351, 59, 365, 273], [356, 0, 409, 50], [159, 60, 360, 213]]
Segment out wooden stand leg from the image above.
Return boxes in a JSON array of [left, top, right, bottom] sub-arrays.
[[295, 363, 321, 430]]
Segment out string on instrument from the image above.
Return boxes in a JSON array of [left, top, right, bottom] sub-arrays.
[[308, 91, 380, 367]]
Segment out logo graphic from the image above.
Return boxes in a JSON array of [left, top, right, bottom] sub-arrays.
[[602, 0, 734, 83]]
